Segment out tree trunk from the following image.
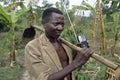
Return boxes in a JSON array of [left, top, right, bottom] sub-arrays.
[[111, 30, 119, 55], [94, 0, 107, 54], [10, 28, 16, 67]]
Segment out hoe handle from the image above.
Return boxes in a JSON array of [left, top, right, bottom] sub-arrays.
[[32, 25, 118, 70], [60, 38, 118, 70]]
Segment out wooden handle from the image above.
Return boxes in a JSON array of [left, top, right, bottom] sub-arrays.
[[32, 25, 118, 70], [32, 25, 44, 32], [60, 38, 118, 70]]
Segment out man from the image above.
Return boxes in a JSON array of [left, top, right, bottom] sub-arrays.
[[25, 7, 92, 80]]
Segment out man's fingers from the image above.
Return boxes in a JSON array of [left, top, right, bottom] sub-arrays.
[[79, 48, 92, 58]]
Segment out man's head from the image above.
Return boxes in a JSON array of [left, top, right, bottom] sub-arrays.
[[42, 7, 64, 39], [42, 7, 63, 24]]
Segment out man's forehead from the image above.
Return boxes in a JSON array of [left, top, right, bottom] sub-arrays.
[[51, 12, 64, 18]]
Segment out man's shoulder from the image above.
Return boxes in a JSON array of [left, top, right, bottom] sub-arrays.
[[25, 34, 44, 47]]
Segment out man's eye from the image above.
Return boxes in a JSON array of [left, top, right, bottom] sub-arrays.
[[53, 23, 64, 26], [53, 23, 58, 26], [61, 23, 64, 26]]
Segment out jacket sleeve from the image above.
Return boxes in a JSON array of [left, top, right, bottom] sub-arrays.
[[25, 44, 52, 80]]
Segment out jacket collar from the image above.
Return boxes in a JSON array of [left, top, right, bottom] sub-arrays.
[[40, 34, 72, 70], [41, 34, 62, 70]]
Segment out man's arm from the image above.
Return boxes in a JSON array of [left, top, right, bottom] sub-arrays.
[[48, 48, 92, 80], [25, 41, 91, 80]]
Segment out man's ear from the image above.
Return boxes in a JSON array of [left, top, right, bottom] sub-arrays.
[[42, 20, 47, 29]]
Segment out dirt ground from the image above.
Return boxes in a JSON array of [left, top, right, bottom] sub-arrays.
[[17, 69, 30, 80], [16, 55, 30, 80]]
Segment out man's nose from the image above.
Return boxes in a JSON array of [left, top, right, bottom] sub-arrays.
[[57, 24, 64, 30]]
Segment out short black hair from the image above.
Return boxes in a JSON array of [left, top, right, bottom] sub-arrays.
[[42, 7, 63, 24]]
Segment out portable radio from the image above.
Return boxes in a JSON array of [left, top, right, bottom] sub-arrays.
[[77, 35, 89, 48]]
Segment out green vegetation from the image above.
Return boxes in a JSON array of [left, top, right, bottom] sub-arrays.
[[0, 48, 24, 80], [0, 63, 23, 80], [0, 0, 120, 80]]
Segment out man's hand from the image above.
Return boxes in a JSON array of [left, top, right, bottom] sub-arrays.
[[73, 48, 92, 68]]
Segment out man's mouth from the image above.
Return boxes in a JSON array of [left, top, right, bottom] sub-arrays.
[[56, 31, 62, 35]]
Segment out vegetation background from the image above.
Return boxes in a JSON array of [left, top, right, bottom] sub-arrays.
[[0, 0, 120, 80]]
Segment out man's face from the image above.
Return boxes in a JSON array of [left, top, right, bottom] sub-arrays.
[[44, 12, 64, 39]]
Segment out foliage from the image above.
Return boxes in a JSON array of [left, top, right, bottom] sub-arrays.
[[78, 1, 96, 16], [102, 0, 120, 21], [0, 2, 28, 56], [0, 30, 13, 55], [0, 48, 24, 80], [0, 3, 28, 27], [75, 58, 107, 80], [0, 0, 120, 80], [0, 19, 9, 31], [0, 64, 23, 80]]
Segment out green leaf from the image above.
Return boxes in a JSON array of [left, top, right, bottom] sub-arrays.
[[0, 5, 11, 23], [112, 12, 119, 22], [0, 3, 28, 28], [79, 1, 96, 15]]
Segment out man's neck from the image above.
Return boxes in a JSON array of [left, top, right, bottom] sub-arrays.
[[45, 34, 58, 43]]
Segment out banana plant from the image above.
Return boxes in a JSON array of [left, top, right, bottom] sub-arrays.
[[78, 1, 107, 54], [96, 0, 107, 54], [0, 2, 28, 67], [110, 12, 120, 55], [102, 0, 120, 54]]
